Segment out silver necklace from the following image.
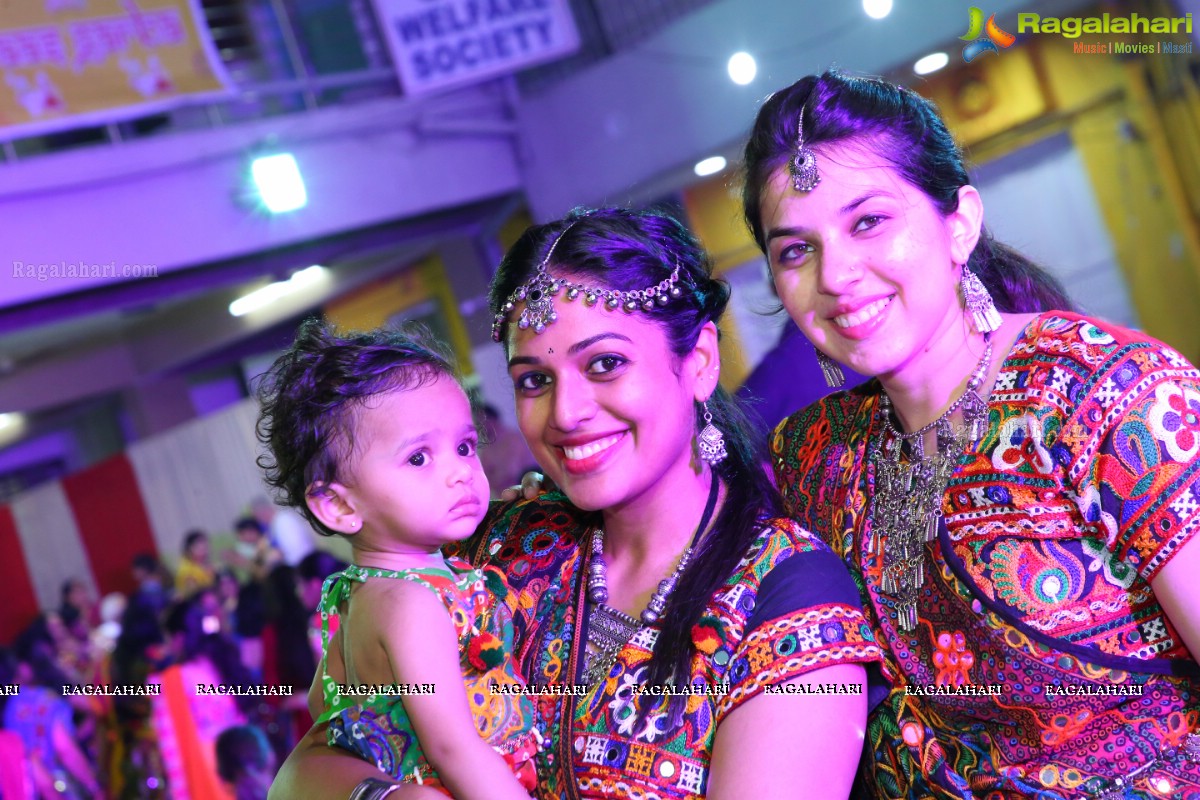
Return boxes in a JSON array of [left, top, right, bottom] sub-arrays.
[[869, 338, 993, 632], [581, 474, 718, 684]]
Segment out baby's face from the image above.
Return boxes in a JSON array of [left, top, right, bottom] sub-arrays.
[[345, 375, 489, 551]]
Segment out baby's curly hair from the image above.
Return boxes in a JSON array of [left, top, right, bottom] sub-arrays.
[[255, 318, 460, 537]]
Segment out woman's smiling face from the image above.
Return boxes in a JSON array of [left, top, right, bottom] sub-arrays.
[[759, 141, 981, 385], [505, 296, 709, 515]]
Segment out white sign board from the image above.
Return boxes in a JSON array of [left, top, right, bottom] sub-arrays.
[[372, 0, 581, 95]]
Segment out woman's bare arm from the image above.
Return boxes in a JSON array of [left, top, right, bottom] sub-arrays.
[[268, 724, 445, 800]]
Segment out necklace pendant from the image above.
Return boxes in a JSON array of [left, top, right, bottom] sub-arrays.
[[873, 338, 993, 638], [908, 557, 924, 590], [897, 597, 919, 633], [880, 568, 897, 595], [869, 527, 884, 558]]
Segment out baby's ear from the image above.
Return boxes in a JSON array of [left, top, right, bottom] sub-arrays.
[[305, 482, 360, 535]]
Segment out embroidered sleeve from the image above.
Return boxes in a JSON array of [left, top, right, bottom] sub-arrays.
[[715, 548, 880, 723], [1066, 335, 1200, 581]]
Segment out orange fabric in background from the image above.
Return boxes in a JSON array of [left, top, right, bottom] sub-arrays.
[[152, 664, 237, 800]]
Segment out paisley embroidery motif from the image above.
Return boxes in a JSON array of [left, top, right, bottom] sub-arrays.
[[990, 540, 1085, 613]]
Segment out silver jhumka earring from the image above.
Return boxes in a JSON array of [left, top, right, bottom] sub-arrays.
[[815, 349, 845, 389], [697, 403, 728, 465], [961, 265, 1001, 334]]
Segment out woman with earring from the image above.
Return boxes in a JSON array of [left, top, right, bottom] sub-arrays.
[[269, 207, 882, 800], [744, 69, 1200, 798]]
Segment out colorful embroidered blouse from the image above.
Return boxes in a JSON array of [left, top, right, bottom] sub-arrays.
[[316, 560, 539, 791], [450, 495, 882, 800], [772, 312, 1200, 799]]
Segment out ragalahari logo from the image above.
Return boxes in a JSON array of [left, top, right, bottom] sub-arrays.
[[960, 7, 1017, 62]]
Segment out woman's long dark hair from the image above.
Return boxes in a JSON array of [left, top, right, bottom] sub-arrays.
[[265, 564, 316, 691], [491, 207, 782, 707], [741, 70, 1074, 313]]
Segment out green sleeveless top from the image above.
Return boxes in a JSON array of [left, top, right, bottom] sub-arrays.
[[316, 559, 540, 786]]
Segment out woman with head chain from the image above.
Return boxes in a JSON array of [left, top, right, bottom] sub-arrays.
[[270, 206, 882, 800], [744, 69, 1200, 798]]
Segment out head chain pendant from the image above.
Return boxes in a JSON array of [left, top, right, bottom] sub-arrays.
[[789, 102, 820, 193], [491, 223, 685, 342]]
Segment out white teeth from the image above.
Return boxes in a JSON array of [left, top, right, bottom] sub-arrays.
[[563, 434, 622, 461], [835, 296, 892, 329]]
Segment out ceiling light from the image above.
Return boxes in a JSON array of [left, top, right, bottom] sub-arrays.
[[0, 412, 26, 447], [914, 52, 950, 75], [250, 153, 307, 214], [727, 52, 757, 85], [229, 265, 327, 317], [694, 156, 727, 177], [863, 0, 893, 19]]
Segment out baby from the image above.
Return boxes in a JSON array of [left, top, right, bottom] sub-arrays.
[[256, 320, 538, 798]]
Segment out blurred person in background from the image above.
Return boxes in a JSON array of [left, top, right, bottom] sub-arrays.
[[150, 590, 255, 800], [1, 645, 102, 799], [226, 517, 282, 680], [216, 725, 276, 800], [177, 530, 217, 598], [251, 496, 315, 567]]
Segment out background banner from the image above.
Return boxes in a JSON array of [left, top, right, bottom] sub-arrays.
[[0, 0, 232, 140], [371, 0, 580, 96]]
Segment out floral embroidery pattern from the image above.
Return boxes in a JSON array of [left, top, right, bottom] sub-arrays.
[[1148, 382, 1200, 461], [991, 413, 1054, 475]]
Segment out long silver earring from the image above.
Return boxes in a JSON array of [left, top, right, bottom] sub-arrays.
[[697, 403, 728, 465], [961, 265, 1001, 333], [815, 349, 845, 389]]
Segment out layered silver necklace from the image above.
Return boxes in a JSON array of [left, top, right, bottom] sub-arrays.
[[870, 338, 993, 632], [581, 474, 719, 685]]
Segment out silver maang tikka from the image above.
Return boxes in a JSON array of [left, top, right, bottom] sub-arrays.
[[491, 221, 684, 343], [788, 104, 821, 192]]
